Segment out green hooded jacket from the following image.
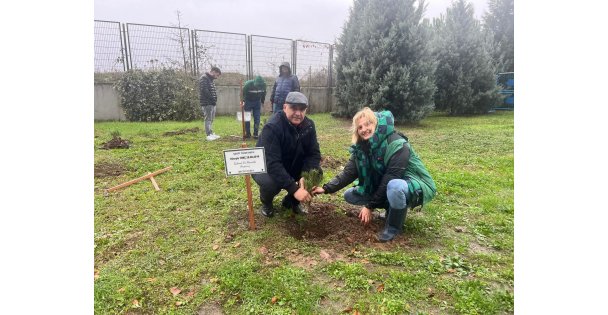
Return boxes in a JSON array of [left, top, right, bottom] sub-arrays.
[[351, 110, 436, 207], [242, 76, 267, 102]]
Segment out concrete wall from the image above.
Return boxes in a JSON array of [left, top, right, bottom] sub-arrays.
[[94, 83, 336, 121], [94, 83, 126, 121]]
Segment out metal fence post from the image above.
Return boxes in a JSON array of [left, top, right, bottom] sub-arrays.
[[292, 40, 297, 76], [328, 45, 334, 88]]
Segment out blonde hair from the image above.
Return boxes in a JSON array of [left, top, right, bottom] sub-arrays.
[[351, 107, 377, 144]]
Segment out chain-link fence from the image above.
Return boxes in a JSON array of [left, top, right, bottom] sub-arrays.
[[94, 20, 334, 87], [193, 30, 247, 86], [94, 20, 125, 73]]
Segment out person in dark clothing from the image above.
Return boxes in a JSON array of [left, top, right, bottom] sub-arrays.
[[312, 107, 436, 242], [270, 62, 300, 115], [199, 66, 222, 141], [241, 75, 266, 139], [252, 92, 322, 217]]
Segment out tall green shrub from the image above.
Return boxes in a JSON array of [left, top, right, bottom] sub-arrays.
[[114, 69, 201, 121], [433, 0, 502, 115], [334, 0, 436, 122], [483, 0, 514, 73]]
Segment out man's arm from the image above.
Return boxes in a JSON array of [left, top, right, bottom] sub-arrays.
[[270, 81, 277, 105], [292, 75, 300, 92], [260, 125, 299, 195]]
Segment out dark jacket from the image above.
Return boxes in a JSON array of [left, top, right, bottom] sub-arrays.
[[270, 62, 300, 106], [199, 73, 218, 106], [242, 76, 266, 106], [323, 133, 436, 210], [255, 111, 322, 195]]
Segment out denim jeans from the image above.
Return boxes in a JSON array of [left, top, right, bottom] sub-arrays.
[[244, 100, 261, 136], [201, 105, 216, 136], [343, 179, 409, 210]]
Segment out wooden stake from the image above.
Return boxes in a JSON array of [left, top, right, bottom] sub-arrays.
[[106, 166, 172, 192], [148, 173, 161, 191], [241, 142, 256, 230]]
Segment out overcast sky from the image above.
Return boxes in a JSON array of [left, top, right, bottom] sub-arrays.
[[95, 0, 490, 44]]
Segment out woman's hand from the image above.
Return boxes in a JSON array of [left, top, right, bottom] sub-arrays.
[[358, 207, 372, 225], [311, 186, 325, 196]]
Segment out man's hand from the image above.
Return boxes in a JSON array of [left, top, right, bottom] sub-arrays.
[[294, 178, 312, 203], [358, 207, 372, 225], [294, 187, 312, 203]]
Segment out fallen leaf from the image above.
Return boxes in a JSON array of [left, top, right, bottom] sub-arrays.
[[353, 310, 360, 315], [360, 259, 370, 264], [186, 290, 195, 298], [212, 245, 220, 250], [117, 287, 125, 293], [170, 287, 181, 296], [319, 250, 331, 260], [271, 296, 278, 304], [233, 242, 241, 248], [132, 299, 140, 307], [94, 269, 100, 280], [447, 268, 455, 273], [342, 306, 353, 313], [175, 301, 183, 306], [146, 277, 157, 282], [209, 277, 219, 283], [427, 287, 435, 298], [376, 283, 384, 292], [259, 246, 269, 255]]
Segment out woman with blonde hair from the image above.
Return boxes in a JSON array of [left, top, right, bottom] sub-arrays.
[[312, 107, 436, 242]]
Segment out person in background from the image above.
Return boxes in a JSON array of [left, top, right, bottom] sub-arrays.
[[312, 107, 436, 242], [241, 75, 267, 139], [199, 66, 222, 141], [270, 62, 300, 115], [253, 92, 322, 217]]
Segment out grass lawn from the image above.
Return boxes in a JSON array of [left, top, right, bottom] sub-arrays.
[[94, 111, 514, 314]]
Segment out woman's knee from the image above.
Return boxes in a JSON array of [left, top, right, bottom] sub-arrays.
[[387, 179, 408, 209]]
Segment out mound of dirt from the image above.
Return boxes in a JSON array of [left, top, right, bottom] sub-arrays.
[[281, 201, 409, 251], [94, 162, 126, 178], [101, 137, 130, 149], [321, 156, 347, 169], [163, 127, 200, 136]]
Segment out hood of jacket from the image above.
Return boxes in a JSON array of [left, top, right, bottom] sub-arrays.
[[279, 62, 292, 76], [254, 75, 265, 87]]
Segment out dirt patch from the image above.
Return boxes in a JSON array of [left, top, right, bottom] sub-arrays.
[[320, 156, 347, 169], [100, 137, 130, 149], [94, 161, 127, 178], [281, 202, 410, 252], [163, 127, 200, 136], [197, 302, 224, 315]]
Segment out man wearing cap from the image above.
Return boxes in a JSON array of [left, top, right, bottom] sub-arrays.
[[252, 91, 322, 217]]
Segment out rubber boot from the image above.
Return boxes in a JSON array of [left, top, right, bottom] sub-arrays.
[[378, 207, 407, 242]]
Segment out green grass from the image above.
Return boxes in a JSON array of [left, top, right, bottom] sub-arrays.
[[94, 111, 513, 314]]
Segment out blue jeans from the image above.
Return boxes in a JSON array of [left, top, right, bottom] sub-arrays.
[[272, 103, 282, 115], [244, 100, 261, 136], [343, 179, 409, 210]]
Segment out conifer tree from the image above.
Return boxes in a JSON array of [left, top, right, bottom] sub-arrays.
[[483, 0, 514, 72], [334, 0, 436, 122], [433, 0, 502, 115]]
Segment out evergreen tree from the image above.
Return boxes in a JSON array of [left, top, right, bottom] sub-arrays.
[[483, 0, 514, 72], [334, 0, 436, 122], [433, 0, 502, 115]]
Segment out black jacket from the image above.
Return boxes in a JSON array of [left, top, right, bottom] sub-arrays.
[[256, 112, 322, 195], [199, 73, 217, 106]]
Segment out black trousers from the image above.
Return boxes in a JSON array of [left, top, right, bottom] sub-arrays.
[[252, 172, 298, 208]]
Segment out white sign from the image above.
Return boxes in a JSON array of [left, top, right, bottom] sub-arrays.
[[236, 111, 251, 122], [223, 147, 266, 176]]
